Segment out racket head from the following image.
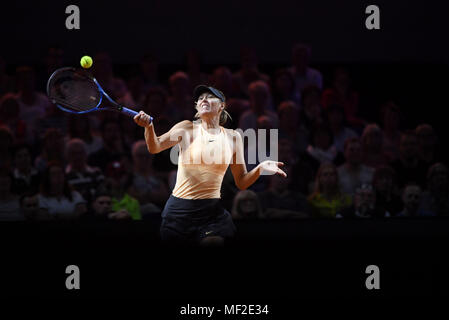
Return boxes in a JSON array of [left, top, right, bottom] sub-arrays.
[[46, 67, 103, 114]]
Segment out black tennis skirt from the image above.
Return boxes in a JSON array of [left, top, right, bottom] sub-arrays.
[[160, 194, 236, 244]]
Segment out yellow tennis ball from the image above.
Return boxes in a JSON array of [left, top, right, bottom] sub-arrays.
[[80, 55, 93, 69]]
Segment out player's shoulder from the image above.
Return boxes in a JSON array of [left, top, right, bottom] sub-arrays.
[[174, 120, 194, 129]]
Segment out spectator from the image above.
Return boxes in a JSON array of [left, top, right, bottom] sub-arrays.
[[390, 130, 428, 189], [92, 52, 134, 106], [337, 138, 374, 197], [0, 93, 27, 144], [272, 68, 301, 107], [11, 144, 40, 196], [88, 119, 129, 172], [420, 163, 449, 216], [416, 124, 442, 167], [143, 86, 168, 120], [104, 160, 141, 220], [35, 128, 65, 172], [259, 164, 310, 218], [83, 190, 131, 221], [185, 49, 209, 89], [288, 43, 323, 93], [361, 124, 389, 168], [15, 66, 51, 144], [233, 46, 270, 97], [326, 104, 358, 153], [0, 169, 23, 221], [306, 124, 338, 166], [322, 67, 364, 129], [307, 163, 352, 218], [36, 100, 69, 139], [65, 138, 104, 205], [19, 193, 44, 220], [166, 71, 194, 125], [372, 166, 402, 217], [0, 126, 13, 170], [338, 184, 389, 218], [38, 162, 86, 220], [381, 101, 402, 162], [211, 66, 241, 99], [238, 80, 279, 131], [140, 52, 162, 91], [278, 100, 308, 154], [397, 184, 428, 217], [67, 115, 103, 155], [37, 46, 64, 91], [299, 85, 323, 134], [231, 190, 263, 219], [128, 140, 169, 215]]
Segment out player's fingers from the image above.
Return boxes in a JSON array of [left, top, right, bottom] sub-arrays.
[[277, 168, 287, 177], [277, 162, 285, 167]]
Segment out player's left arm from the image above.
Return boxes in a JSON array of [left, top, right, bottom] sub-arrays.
[[229, 131, 286, 190]]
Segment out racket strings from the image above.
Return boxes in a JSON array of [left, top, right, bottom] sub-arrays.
[[48, 69, 101, 112]]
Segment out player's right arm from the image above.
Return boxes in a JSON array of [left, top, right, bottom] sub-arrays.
[[134, 111, 192, 154]]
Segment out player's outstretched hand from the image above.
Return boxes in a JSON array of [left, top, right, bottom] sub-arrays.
[[134, 111, 152, 127], [259, 160, 287, 177]]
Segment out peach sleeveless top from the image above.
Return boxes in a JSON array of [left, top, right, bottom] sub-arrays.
[[172, 123, 234, 199]]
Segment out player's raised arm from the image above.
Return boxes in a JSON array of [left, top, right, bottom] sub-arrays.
[[134, 111, 192, 154]]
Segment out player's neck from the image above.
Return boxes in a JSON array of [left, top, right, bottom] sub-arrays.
[[201, 117, 220, 131]]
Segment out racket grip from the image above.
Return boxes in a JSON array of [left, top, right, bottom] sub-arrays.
[[121, 107, 139, 117]]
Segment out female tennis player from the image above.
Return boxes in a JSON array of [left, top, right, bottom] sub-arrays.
[[134, 85, 287, 245]]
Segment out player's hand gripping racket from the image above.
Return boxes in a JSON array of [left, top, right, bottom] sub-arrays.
[[46, 67, 153, 122]]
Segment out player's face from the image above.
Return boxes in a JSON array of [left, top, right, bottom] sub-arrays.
[[196, 92, 222, 117]]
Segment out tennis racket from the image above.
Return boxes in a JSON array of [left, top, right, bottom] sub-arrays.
[[46, 67, 153, 121]]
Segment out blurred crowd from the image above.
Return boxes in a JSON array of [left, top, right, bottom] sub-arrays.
[[0, 44, 448, 221]]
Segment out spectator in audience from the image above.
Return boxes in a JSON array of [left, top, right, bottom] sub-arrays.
[[420, 163, 449, 216], [126, 75, 146, 107], [104, 160, 141, 220], [92, 52, 134, 106], [326, 103, 358, 154], [338, 183, 389, 218], [128, 140, 169, 215], [15, 66, 51, 144], [0, 56, 13, 95], [322, 67, 364, 129], [416, 124, 442, 167], [337, 138, 374, 197], [299, 85, 323, 134], [88, 119, 129, 172], [0, 93, 27, 144], [238, 80, 278, 131], [372, 166, 402, 217], [166, 71, 195, 125], [0, 169, 23, 220], [289, 43, 323, 93], [143, 86, 168, 120], [37, 46, 64, 91], [140, 52, 162, 91], [397, 184, 428, 217], [390, 130, 428, 189], [35, 128, 65, 172], [278, 100, 308, 154], [231, 190, 263, 219], [65, 138, 104, 205], [19, 193, 43, 220], [38, 162, 87, 220], [67, 115, 103, 155], [307, 163, 352, 218], [306, 124, 338, 166], [361, 124, 389, 168], [36, 101, 69, 139], [381, 101, 402, 162], [211, 66, 241, 99], [233, 46, 270, 97], [83, 190, 131, 221], [272, 68, 301, 107], [259, 164, 310, 218], [185, 49, 209, 89], [0, 126, 13, 170], [11, 144, 40, 196]]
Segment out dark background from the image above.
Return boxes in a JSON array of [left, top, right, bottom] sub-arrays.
[[1, 0, 449, 302]]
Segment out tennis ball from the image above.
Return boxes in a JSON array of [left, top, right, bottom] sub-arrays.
[[80, 55, 93, 69]]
